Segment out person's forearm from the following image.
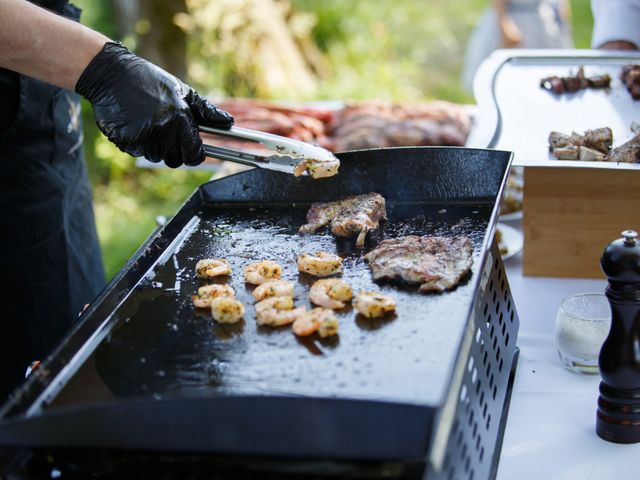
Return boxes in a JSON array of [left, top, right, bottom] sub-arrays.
[[492, 0, 521, 48], [0, 0, 109, 90], [492, 0, 509, 20], [600, 40, 638, 50], [560, 0, 572, 24]]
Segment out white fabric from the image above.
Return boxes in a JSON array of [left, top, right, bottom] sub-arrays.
[[591, 0, 640, 48], [496, 219, 640, 479]]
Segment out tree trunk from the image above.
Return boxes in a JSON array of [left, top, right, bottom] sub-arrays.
[[109, 0, 138, 40], [137, 0, 188, 79]]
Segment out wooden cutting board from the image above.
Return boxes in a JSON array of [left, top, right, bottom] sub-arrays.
[[523, 167, 640, 278]]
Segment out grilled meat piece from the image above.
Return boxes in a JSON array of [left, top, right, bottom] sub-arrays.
[[551, 146, 579, 160], [563, 66, 589, 92], [604, 131, 640, 163], [579, 147, 606, 161], [548, 131, 573, 149], [583, 127, 613, 153], [299, 193, 387, 248], [541, 66, 611, 94], [589, 74, 612, 89], [621, 64, 640, 100], [551, 144, 605, 161], [326, 101, 470, 151], [327, 115, 468, 151], [549, 127, 612, 160], [542, 76, 566, 94], [202, 99, 471, 158], [364, 235, 474, 293]]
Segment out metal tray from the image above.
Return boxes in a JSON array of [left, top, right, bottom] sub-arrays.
[[467, 49, 640, 169]]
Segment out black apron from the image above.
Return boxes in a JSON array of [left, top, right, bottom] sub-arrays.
[[0, 2, 105, 399]]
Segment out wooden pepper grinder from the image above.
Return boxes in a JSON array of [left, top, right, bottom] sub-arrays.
[[596, 229, 640, 443]]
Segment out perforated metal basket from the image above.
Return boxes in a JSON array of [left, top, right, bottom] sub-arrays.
[[430, 241, 519, 480]]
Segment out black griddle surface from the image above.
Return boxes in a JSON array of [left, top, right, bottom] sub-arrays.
[[49, 202, 491, 411]]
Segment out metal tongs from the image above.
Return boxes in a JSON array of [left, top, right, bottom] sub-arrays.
[[200, 125, 340, 178]]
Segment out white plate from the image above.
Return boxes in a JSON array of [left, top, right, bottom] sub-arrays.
[[497, 222, 524, 260]]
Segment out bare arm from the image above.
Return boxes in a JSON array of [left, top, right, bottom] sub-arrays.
[[600, 40, 638, 50], [492, 0, 522, 48], [492, 0, 509, 17], [560, 0, 572, 24], [0, 0, 108, 90]]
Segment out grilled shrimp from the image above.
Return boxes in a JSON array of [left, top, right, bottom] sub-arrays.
[[252, 279, 294, 301], [255, 296, 294, 313], [292, 307, 339, 337], [353, 291, 396, 318], [318, 317, 339, 338], [192, 284, 235, 308], [195, 258, 232, 278], [258, 307, 306, 327], [244, 260, 283, 285], [309, 279, 353, 309], [255, 296, 305, 326], [210, 297, 245, 323], [297, 251, 343, 277], [293, 158, 340, 179]]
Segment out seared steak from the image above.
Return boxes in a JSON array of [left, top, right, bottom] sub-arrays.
[[299, 193, 387, 248], [364, 235, 474, 293]]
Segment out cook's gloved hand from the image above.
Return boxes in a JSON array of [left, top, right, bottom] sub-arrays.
[[76, 41, 233, 168]]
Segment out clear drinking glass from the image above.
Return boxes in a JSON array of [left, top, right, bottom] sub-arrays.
[[555, 293, 611, 374]]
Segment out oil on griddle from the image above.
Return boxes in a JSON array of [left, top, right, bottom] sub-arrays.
[[50, 202, 491, 409]]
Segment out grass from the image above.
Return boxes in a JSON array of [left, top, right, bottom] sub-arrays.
[[77, 0, 594, 280], [85, 130, 212, 277], [570, 0, 595, 48]]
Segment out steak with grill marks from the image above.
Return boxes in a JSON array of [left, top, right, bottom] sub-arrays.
[[299, 193, 387, 248], [364, 235, 474, 293]]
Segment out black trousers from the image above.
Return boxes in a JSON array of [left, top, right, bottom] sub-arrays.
[[0, 3, 105, 400]]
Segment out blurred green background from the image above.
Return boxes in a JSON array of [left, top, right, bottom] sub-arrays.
[[74, 0, 593, 280]]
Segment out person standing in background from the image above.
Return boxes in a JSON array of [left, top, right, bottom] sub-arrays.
[[462, 0, 574, 92], [591, 0, 640, 50]]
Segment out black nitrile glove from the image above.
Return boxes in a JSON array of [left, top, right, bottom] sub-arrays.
[[76, 42, 233, 168]]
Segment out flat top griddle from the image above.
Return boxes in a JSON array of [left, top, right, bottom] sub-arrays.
[[0, 147, 515, 467], [50, 202, 490, 409]]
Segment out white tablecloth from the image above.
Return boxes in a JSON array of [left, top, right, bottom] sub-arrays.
[[496, 219, 640, 479]]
